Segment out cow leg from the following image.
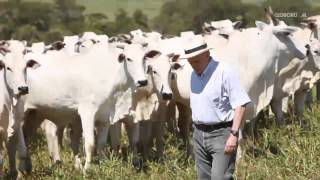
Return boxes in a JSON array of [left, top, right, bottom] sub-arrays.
[[78, 107, 96, 173], [23, 109, 43, 145], [294, 90, 307, 126], [152, 103, 169, 159], [96, 121, 110, 160], [305, 90, 313, 109], [176, 103, 192, 156], [57, 126, 65, 148], [138, 120, 152, 158], [6, 130, 18, 178], [42, 120, 62, 164], [124, 120, 141, 170], [317, 82, 320, 102], [270, 99, 285, 126], [17, 125, 32, 175], [0, 139, 4, 178], [70, 120, 82, 170], [109, 121, 121, 154], [166, 101, 177, 134]]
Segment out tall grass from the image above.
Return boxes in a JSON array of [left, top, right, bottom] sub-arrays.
[[237, 104, 320, 180], [2, 104, 320, 179]]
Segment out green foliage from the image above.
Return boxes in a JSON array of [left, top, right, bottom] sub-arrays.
[[263, 0, 320, 25], [1, 0, 319, 42], [154, 0, 320, 35]]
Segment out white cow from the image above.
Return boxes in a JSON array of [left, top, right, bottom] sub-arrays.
[[262, 10, 320, 125], [76, 33, 109, 53], [63, 35, 80, 55], [0, 40, 40, 178], [23, 42, 148, 173], [130, 29, 162, 45], [203, 19, 242, 36], [109, 47, 174, 168]]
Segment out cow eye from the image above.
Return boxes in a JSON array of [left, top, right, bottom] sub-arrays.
[[6, 67, 12, 71], [127, 58, 132, 62], [153, 71, 157, 74], [314, 50, 319, 54]]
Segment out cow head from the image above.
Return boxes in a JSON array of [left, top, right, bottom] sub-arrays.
[[304, 19, 320, 70], [0, 40, 40, 99], [44, 41, 65, 53], [117, 43, 148, 88], [144, 50, 173, 101], [256, 21, 307, 62]]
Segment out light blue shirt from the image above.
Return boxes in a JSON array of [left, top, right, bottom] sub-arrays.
[[190, 58, 251, 125]]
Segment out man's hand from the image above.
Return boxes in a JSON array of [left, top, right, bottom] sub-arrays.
[[224, 134, 238, 155]]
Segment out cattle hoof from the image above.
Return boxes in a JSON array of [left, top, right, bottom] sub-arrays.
[[18, 156, 32, 175], [132, 158, 142, 171]]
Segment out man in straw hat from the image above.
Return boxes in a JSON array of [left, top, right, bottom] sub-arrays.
[[180, 35, 251, 179]]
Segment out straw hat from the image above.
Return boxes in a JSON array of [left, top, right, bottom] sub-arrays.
[[180, 35, 212, 59]]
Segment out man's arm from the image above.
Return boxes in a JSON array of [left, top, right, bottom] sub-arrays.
[[231, 105, 246, 132], [224, 105, 246, 155]]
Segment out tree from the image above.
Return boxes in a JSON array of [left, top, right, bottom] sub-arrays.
[[133, 9, 149, 29]]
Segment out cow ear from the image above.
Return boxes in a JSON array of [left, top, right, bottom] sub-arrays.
[[26, 59, 41, 69], [0, 47, 9, 55], [168, 54, 180, 62], [118, 53, 126, 63], [172, 63, 182, 70], [273, 26, 298, 36], [51, 41, 65, 51], [256, 21, 268, 31], [147, 65, 152, 73], [0, 60, 5, 70], [307, 22, 317, 31], [232, 21, 243, 29], [145, 50, 160, 59], [124, 39, 132, 44]]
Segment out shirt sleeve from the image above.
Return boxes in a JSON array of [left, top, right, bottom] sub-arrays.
[[224, 66, 251, 109]]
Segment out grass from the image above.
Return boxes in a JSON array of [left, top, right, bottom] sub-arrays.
[[1, 103, 319, 179], [237, 103, 320, 179]]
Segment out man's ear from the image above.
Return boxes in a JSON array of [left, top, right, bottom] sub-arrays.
[[26, 59, 41, 69], [118, 53, 126, 63]]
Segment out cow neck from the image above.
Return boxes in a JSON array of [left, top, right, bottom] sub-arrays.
[[113, 59, 132, 94]]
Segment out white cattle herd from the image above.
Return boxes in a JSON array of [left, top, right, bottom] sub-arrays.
[[0, 8, 320, 177]]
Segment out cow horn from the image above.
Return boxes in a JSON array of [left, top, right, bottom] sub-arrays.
[[264, 6, 279, 26]]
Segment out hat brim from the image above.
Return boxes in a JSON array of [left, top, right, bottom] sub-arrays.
[[179, 47, 213, 59]]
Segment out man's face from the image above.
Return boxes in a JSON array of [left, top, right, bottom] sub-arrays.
[[187, 51, 210, 75]]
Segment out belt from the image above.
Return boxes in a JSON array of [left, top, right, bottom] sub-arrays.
[[193, 121, 233, 132]]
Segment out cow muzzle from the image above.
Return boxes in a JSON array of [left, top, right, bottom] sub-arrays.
[[18, 86, 29, 95], [137, 80, 148, 87], [162, 92, 173, 100]]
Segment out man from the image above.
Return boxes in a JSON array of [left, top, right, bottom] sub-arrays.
[[181, 35, 250, 180]]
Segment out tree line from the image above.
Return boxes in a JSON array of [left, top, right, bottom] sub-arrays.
[[0, 0, 319, 44]]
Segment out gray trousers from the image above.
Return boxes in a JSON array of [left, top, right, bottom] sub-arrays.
[[193, 125, 236, 180]]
